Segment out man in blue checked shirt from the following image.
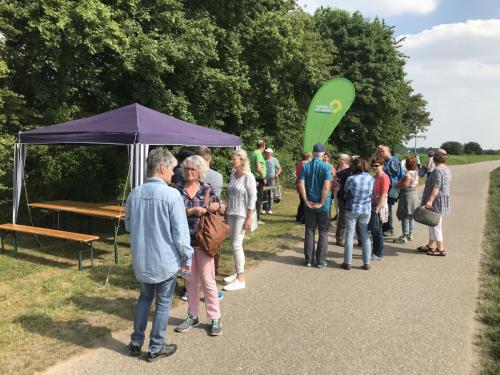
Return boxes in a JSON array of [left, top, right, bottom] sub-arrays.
[[299, 143, 332, 268], [125, 147, 193, 362]]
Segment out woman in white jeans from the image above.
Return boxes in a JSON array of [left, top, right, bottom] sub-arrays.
[[224, 149, 257, 291], [417, 149, 452, 256]]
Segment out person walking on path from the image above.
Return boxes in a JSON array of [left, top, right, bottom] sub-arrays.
[[368, 155, 389, 261], [250, 139, 266, 221], [417, 149, 453, 256], [174, 155, 224, 336], [419, 150, 436, 177], [377, 145, 404, 236], [125, 147, 193, 362], [322, 151, 336, 220], [332, 153, 348, 220], [295, 152, 311, 224], [333, 154, 351, 245], [342, 158, 374, 270], [394, 155, 420, 243], [263, 148, 281, 214], [299, 143, 332, 268], [224, 149, 257, 291]]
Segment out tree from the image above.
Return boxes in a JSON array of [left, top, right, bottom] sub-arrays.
[[463, 141, 482, 155], [313, 9, 432, 156], [440, 141, 463, 155]]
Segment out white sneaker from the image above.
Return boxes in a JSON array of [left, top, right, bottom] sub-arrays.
[[261, 210, 266, 214], [223, 273, 237, 284], [224, 279, 246, 291], [268, 210, 273, 214]]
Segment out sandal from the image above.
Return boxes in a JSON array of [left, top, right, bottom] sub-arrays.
[[427, 249, 446, 256], [417, 245, 434, 252]]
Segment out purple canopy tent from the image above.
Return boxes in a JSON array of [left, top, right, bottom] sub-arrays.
[[13, 103, 241, 222]]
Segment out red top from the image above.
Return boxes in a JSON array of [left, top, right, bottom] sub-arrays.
[[373, 172, 390, 205], [295, 161, 306, 186]]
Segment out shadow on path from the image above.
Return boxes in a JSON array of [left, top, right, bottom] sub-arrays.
[[15, 313, 128, 356]]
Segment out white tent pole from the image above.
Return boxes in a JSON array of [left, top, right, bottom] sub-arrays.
[[128, 132, 148, 190], [12, 141, 26, 224]]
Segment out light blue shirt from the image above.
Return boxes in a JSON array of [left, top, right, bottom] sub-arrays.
[[265, 157, 280, 180], [344, 172, 374, 214], [125, 177, 193, 284], [300, 157, 332, 212]]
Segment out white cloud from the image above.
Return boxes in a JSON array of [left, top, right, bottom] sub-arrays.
[[298, 0, 439, 16], [401, 19, 500, 149]]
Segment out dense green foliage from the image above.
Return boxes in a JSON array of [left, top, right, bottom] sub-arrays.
[[440, 141, 464, 155], [464, 141, 483, 155], [440, 141, 495, 156], [0, 0, 431, 221]]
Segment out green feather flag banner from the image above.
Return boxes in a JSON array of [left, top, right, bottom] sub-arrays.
[[303, 78, 355, 152]]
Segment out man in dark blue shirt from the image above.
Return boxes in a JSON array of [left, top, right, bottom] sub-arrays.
[[299, 144, 332, 268]]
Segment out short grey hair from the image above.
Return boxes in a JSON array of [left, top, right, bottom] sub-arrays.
[[146, 147, 177, 178], [231, 149, 251, 174], [181, 155, 208, 180]]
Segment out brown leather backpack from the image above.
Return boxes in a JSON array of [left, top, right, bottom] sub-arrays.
[[195, 187, 229, 257]]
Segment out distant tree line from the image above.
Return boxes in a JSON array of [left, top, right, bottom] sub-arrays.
[[440, 141, 498, 155], [0, 0, 432, 221]]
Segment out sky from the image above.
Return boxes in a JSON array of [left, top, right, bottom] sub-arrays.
[[297, 0, 500, 150]]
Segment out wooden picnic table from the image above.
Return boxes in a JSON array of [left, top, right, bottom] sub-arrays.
[[28, 200, 125, 263]]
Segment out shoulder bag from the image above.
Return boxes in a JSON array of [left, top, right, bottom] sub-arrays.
[[195, 187, 230, 257]]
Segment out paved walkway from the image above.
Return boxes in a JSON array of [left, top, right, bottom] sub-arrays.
[[43, 161, 500, 375]]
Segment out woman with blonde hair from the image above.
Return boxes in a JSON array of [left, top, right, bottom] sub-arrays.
[[224, 149, 257, 291]]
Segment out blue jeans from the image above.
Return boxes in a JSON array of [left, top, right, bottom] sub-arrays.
[[131, 275, 177, 353], [265, 179, 275, 211], [368, 212, 384, 257], [401, 215, 415, 234], [344, 210, 371, 265]]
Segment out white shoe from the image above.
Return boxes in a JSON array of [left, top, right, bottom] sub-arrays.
[[223, 273, 237, 284], [224, 279, 246, 291], [268, 210, 273, 214], [261, 210, 266, 214]]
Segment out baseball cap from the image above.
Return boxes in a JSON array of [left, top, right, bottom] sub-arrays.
[[264, 148, 273, 153], [313, 144, 326, 152]]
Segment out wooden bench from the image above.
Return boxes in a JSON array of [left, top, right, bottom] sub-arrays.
[[0, 224, 99, 270]]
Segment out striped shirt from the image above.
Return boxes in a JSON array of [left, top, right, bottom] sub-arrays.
[[344, 172, 374, 214]]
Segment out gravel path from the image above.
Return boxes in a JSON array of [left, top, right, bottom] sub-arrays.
[[43, 161, 500, 375]]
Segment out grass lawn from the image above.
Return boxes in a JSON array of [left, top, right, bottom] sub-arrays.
[[399, 153, 500, 166], [445, 155, 500, 165], [477, 167, 500, 374], [0, 189, 304, 374]]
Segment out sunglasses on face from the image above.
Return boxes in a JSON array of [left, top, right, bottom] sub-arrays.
[[184, 167, 197, 172]]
